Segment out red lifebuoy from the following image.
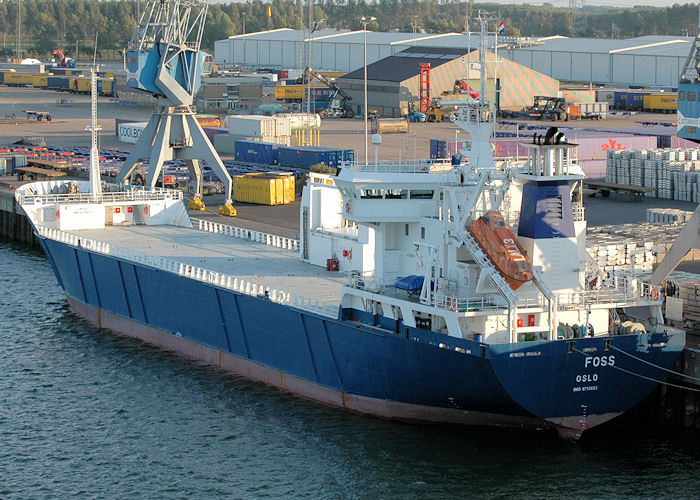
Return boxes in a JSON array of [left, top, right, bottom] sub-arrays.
[[345, 202, 350, 213]]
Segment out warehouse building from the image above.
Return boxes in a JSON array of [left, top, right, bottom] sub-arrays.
[[215, 30, 692, 88], [335, 46, 559, 117], [503, 35, 691, 88], [213, 28, 535, 73]]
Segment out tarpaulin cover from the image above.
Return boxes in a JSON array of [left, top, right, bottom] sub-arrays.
[[394, 275, 425, 292]]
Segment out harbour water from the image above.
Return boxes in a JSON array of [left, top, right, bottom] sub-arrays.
[[1, 238, 699, 498]]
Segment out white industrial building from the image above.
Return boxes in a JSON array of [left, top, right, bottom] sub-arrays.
[[215, 29, 692, 88], [502, 35, 691, 88], [214, 28, 517, 73]]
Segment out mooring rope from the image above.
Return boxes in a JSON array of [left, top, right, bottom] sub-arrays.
[[610, 345, 700, 383], [573, 348, 700, 393]]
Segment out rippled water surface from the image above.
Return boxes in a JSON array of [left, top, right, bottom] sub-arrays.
[[1, 240, 699, 498]]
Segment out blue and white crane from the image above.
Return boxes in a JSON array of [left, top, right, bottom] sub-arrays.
[[116, 0, 235, 215]]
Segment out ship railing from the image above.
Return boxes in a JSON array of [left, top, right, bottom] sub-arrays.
[[434, 293, 505, 312], [36, 225, 338, 318], [572, 203, 585, 222], [190, 218, 299, 252], [556, 277, 661, 307], [16, 187, 182, 205], [347, 271, 377, 291], [340, 159, 455, 174]]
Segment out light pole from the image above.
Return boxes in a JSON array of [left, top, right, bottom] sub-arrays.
[[360, 16, 376, 165]]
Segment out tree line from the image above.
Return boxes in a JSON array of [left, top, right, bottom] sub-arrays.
[[0, 0, 697, 60]]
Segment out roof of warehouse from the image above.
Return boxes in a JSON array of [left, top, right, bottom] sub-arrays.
[[519, 35, 692, 56], [224, 28, 502, 48], [341, 46, 472, 82]]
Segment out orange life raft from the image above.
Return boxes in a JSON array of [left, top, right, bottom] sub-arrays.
[[467, 211, 533, 291]]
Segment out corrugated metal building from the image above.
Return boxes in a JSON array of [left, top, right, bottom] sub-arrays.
[[214, 30, 692, 88], [336, 46, 559, 117], [504, 35, 691, 88], [214, 28, 510, 73]]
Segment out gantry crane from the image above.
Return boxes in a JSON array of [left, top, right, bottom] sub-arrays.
[[116, 0, 235, 215]]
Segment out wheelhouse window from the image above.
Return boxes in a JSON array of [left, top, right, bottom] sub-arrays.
[[410, 190, 434, 199], [360, 189, 383, 199]]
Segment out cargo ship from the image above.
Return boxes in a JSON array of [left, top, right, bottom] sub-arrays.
[[16, 96, 685, 440]]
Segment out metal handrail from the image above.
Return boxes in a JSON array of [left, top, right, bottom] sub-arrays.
[[16, 186, 182, 205], [36, 225, 337, 318], [190, 218, 299, 252]]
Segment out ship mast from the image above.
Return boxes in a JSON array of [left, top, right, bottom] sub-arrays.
[[87, 70, 102, 199]]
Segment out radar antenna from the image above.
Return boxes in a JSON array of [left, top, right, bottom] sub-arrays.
[[116, 0, 235, 215]]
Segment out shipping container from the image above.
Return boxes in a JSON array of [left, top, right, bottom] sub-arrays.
[[228, 115, 277, 138], [3, 72, 36, 86], [0, 71, 4, 84], [117, 122, 148, 144], [596, 89, 616, 105], [234, 140, 279, 164], [47, 75, 71, 90], [613, 91, 627, 109], [625, 92, 646, 109], [214, 134, 239, 155], [0, 157, 6, 175], [579, 159, 606, 181], [643, 93, 677, 113], [567, 134, 657, 160], [278, 146, 348, 168], [196, 115, 221, 127], [233, 173, 295, 205], [370, 118, 408, 134], [276, 113, 320, 130], [274, 85, 334, 101]]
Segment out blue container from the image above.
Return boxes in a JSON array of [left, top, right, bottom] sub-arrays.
[[0, 71, 4, 84], [234, 140, 278, 165], [342, 149, 354, 163], [279, 146, 332, 168], [613, 92, 627, 109], [47, 76, 70, 90], [625, 92, 646, 109]]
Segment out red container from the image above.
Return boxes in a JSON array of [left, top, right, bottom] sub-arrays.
[[326, 258, 339, 271]]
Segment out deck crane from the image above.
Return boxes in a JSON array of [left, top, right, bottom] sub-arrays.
[[115, 0, 235, 215], [299, 67, 354, 119]]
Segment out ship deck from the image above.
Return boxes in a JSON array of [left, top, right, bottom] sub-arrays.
[[75, 224, 346, 306]]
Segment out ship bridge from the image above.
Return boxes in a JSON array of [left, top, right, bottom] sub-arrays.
[[334, 160, 459, 223]]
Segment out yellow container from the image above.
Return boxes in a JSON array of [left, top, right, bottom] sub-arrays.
[[4, 72, 34, 85], [31, 74, 48, 88], [233, 173, 295, 205], [643, 93, 677, 112], [274, 84, 323, 100], [75, 77, 92, 93]]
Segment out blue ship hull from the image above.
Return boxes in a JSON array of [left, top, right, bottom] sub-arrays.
[[38, 236, 685, 437]]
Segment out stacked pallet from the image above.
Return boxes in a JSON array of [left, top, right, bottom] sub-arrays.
[[646, 208, 694, 224], [606, 148, 700, 200], [587, 222, 686, 271]]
